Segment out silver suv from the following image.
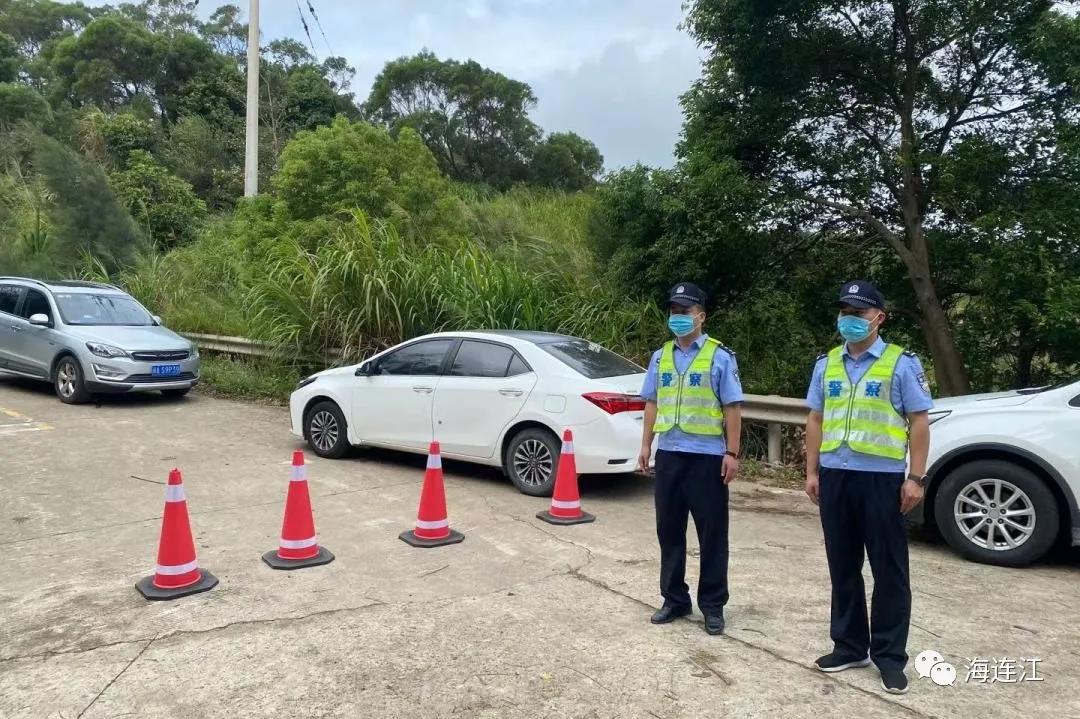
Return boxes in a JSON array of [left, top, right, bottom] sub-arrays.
[[0, 277, 200, 403]]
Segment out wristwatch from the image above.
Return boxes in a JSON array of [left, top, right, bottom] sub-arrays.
[[907, 472, 927, 487], [724, 450, 738, 459]]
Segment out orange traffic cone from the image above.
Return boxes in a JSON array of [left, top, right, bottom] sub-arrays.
[[537, 430, 595, 525], [399, 442, 464, 548], [263, 451, 335, 569], [136, 469, 219, 600]]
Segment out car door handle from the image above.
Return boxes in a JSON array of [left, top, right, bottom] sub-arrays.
[[412, 386, 434, 394], [499, 388, 524, 397], [10, 325, 21, 332]]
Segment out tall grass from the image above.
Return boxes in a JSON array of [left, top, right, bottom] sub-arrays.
[[247, 211, 662, 361]]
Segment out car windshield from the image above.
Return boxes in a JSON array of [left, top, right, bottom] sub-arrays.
[[54, 293, 153, 326], [538, 339, 644, 379]]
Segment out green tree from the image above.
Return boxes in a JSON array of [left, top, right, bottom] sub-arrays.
[[199, 3, 246, 59], [110, 149, 207, 248], [0, 82, 51, 128], [364, 51, 541, 188], [32, 132, 143, 273], [162, 114, 240, 209], [272, 117, 460, 237], [681, 0, 1079, 396], [0, 0, 93, 57], [78, 110, 159, 168], [119, 0, 201, 35], [48, 15, 218, 124], [0, 31, 19, 82], [531, 132, 603, 191]]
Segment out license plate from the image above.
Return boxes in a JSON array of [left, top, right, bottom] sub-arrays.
[[152, 364, 181, 377]]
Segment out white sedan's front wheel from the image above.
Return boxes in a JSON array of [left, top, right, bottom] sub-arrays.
[[304, 401, 350, 459]]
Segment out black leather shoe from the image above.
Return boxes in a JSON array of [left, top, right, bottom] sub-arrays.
[[704, 612, 725, 635], [650, 604, 691, 624]]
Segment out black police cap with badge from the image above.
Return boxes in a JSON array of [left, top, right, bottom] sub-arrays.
[[838, 280, 885, 310]]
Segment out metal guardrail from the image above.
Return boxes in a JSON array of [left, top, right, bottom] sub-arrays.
[[186, 333, 809, 464], [186, 333, 344, 360], [741, 395, 809, 464]]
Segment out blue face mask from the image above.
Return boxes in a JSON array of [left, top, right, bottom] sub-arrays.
[[837, 314, 873, 342], [668, 313, 698, 337]]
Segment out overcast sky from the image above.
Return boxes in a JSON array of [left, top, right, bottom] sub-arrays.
[[77, 0, 703, 169]]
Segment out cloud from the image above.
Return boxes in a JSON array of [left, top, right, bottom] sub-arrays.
[[530, 40, 702, 169]]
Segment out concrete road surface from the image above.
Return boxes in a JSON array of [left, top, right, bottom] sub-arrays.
[[0, 378, 1077, 718]]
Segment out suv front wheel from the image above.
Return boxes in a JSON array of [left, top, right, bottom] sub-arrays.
[[934, 459, 1059, 567], [54, 356, 91, 405]]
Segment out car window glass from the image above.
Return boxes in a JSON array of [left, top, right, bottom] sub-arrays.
[[18, 290, 51, 320], [538, 339, 644, 379], [53, 293, 153, 326], [507, 354, 531, 377], [377, 340, 453, 376], [449, 341, 514, 378], [0, 285, 22, 315]]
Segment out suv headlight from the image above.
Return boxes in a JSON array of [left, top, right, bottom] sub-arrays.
[[928, 410, 951, 425], [86, 342, 129, 359], [189, 343, 200, 359], [295, 375, 318, 390]]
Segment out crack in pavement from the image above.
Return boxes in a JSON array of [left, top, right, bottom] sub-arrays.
[[0, 572, 572, 665], [75, 637, 155, 719], [565, 568, 931, 718]]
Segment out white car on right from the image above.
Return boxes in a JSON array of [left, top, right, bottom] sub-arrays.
[[914, 378, 1080, 567]]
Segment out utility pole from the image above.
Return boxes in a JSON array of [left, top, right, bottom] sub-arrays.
[[243, 0, 260, 196]]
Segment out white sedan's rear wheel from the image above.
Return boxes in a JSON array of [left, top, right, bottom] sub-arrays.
[[505, 428, 560, 497]]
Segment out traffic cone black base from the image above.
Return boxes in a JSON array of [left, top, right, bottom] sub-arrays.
[[261, 546, 335, 570], [398, 528, 465, 548], [536, 510, 596, 526], [136, 570, 219, 601]]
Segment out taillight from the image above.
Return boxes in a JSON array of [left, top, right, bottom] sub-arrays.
[[583, 392, 646, 414]]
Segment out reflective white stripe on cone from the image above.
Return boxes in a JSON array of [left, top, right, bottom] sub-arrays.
[[279, 535, 318, 549], [155, 559, 199, 575]]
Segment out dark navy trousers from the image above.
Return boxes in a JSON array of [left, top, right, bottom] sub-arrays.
[[818, 467, 911, 670], [654, 449, 729, 614]]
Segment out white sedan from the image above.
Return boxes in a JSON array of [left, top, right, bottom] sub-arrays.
[[289, 331, 648, 495], [915, 377, 1080, 566]]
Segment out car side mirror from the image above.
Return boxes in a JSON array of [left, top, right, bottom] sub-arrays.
[[152, 315, 163, 326], [28, 313, 51, 327], [355, 361, 374, 377]]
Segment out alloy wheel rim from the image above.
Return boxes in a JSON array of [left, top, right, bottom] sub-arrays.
[[57, 363, 76, 397], [953, 478, 1035, 551], [310, 411, 339, 451], [514, 439, 554, 487]]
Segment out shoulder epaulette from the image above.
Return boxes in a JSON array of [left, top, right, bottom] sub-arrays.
[[816, 352, 828, 361], [707, 338, 735, 356], [902, 349, 917, 358]]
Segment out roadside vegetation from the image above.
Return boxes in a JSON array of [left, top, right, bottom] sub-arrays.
[[1, 0, 1077, 407]]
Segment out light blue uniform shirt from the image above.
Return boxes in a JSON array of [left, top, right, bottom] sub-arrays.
[[640, 334, 744, 456], [806, 337, 934, 473]]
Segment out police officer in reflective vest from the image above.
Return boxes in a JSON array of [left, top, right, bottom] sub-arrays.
[[639, 282, 743, 635], [804, 280, 933, 695]]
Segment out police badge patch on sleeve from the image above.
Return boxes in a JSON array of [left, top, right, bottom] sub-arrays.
[[917, 372, 931, 394]]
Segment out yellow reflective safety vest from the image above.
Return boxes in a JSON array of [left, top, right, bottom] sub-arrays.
[[820, 343, 908, 460], [653, 338, 725, 436]]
